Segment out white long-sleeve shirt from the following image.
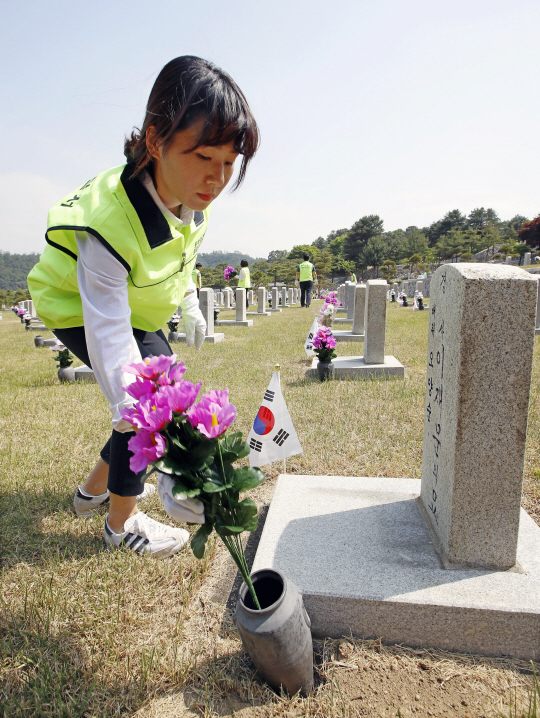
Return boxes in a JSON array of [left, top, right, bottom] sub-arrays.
[[75, 171, 195, 432]]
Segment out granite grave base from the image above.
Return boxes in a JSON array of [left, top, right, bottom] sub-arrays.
[[216, 319, 253, 327], [74, 366, 97, 383], [174, 332, 224, 344], [253, 475, 540, 660], [306, 355, 404, 379]]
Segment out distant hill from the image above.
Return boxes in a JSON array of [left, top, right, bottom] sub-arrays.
[[0, 251, 40, 291], [0, 249, 267, 291], [197, 251, 266, 268]]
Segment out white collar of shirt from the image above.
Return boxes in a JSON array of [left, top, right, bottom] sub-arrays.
[[140, 171, 194, 228]]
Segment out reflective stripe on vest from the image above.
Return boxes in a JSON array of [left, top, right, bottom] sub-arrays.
[[298, 261, 314, 282], [28, 164, 210, 331]]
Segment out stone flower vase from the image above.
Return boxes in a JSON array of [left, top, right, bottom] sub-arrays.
[[57, 365, 75, 383], [316, 360, 335, 381], [234, 569, 314, 697], [168, 331, 179, 343], [34, 335, 44, 347]]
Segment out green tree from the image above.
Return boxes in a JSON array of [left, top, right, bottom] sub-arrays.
[[360, 236, 387, 275], [342, 215, 384, 266], [404, 227, 429, 258], [427, 209, 467, 245], [467, 207, 500, 230], [384, 229, 407, 262], [267, 249, 288, 263]]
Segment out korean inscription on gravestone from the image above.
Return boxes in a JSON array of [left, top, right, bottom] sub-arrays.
[[425, 270, 446, 526]]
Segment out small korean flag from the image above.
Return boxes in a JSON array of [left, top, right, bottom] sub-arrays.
[[247, 369, 303, 468], [304, 317, 319, 357]]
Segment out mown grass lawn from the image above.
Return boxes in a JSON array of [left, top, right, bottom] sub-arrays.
[[1, 303, 539, 717]]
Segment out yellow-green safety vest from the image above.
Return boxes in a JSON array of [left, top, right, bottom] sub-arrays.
[[237, 267, 250, 288], [28, 164, 209, 332], [350, 273, 357, 282], [192, 268, 201, 285], [298, 261, 315, 282]]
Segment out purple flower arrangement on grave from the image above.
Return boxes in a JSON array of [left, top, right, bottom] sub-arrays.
[[312, 327, 337, 363], [224, 265, 238, 281], [120, 355, 265, 608], [324, 292, 340, 306]]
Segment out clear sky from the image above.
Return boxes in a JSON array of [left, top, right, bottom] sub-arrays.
[[1, 0, 539, 257]]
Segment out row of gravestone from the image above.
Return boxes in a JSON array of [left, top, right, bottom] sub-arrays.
[[214, 286, 301, 310]]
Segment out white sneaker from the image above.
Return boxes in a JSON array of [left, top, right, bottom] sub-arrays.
[[103, 512, 189, 558], [73, 483, 156, 518]]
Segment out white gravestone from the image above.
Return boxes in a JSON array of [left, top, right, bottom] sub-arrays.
[[364, 280, 388, 365], [524, 252, 531, 266], [288, 288, 294, 305], [223, 291, 231, 309], [333, 284, 366, 343], [346, 283, 356, 320], [217, 288, 253, 327], [257, 287, 270, 315], [281, 287, 288, 307], [236, 288, 247, 321], [268, 287, 282, 312], [416, 280, 424, 294], [420, 264, 537, 569]]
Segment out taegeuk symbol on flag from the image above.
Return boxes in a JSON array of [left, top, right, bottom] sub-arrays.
[[247, 368, 302, 468]]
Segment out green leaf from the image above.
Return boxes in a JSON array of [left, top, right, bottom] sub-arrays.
[[154, 457, 184, 476], [191, 523, 213, 559], [232, 467, 266, 493], [215, 523, 245, 536], [171, 482, 201, 500], [202, 481, 230, 493], [220, 432, 250, 460]]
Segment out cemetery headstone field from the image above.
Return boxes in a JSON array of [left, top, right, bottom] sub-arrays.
[[1, 301, 539, 717]]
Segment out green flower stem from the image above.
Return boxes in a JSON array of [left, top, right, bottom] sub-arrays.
[[221, 534, 261, 610]]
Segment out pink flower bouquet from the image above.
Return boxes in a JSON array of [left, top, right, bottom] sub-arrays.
[[224, 265, 238, 281], [312, 327, 337, 362], [121, 354, 265, 608]]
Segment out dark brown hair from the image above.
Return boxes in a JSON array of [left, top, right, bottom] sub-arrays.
[[240, 259, 249, 267], [124, 56, 259, 190]]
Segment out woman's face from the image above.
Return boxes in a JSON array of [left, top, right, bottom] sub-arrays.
[[150, 120, 239, 212]]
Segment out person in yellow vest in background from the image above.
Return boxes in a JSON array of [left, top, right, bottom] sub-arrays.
[[192, 262, 203, 297], [349, 269, 357, 283], [27, 56, 259, 559], [296, 253, 317, 308], [237, 259, 251, 308]]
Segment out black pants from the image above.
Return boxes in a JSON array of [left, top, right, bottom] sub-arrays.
[[54, 326, 173, 497], [300, 281, 313, 307]]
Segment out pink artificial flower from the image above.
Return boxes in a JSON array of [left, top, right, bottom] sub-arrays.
[[127, 431, 166, 473], [121, 393, 172, 431], [187, 389, 236, 439], [137, 394, 173, 431], [121, 354, 177, 380], [312, 327, 336, 350], [122, 377, 157, 401], [168, 362, 187, 384], [121, 404, 150, 431], [162, 380, 202, 413]]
